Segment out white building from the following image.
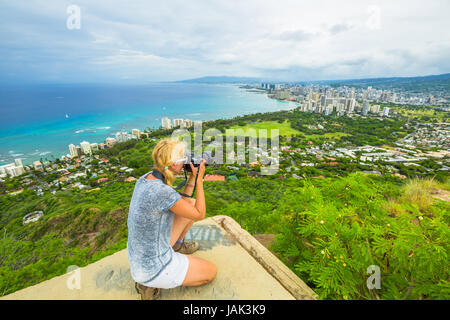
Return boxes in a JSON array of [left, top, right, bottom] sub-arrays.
[[4, 165, 25, 177], [90, 143, 99, 152], [183, 119, 193, 128], [132, 128, 141, 139], [69, 144, 78, 157], [173, 119, 184, 127], [116, 131, 132, 143], [382, 107, 390, 117], [80, 141, 92, 155], [0, 163, 15, 175], [23, 211, 43, 225], [161, 117, 172, 129]]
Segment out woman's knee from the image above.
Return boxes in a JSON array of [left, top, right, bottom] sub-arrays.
[[202, 261, 217, 284], [207, 262, 217, 282], [183, 257, 217, 286]]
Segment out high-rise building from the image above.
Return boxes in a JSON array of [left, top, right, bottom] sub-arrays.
[[371, 105, 380, 113], [75, 146, 82, 157], [115, 131, 130, 143], [0, 163, 15, 175], [7, 165, 25, 177], [90, 143, 99, 152], [362, 101, 370, 116], [69, 144, 77, 157], [391, 93, 397, 103], [132, 129, 141, 139], [382, 107, 390, 117], [173, 119, 184, 127], [162, 117, 172, 129], [80, 141, 92, 155], [346, 98, 355, 113], [183, 119, 193, 128], [14, 158, 22, 167]]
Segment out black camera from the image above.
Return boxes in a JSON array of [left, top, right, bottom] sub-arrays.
[[183, 151, 213, 172]]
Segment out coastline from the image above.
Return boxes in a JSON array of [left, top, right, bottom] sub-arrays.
[[0, 83, 297, 166]]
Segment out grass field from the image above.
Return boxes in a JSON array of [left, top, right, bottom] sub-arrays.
[[225, 120, 302, 137], [394, 106, 449, 121], [222, 120, 351, 141]]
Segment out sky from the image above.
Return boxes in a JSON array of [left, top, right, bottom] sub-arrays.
[[0, 0, 449, 83]]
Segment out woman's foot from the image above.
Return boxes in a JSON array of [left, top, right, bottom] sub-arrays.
[[173, 239, 199, 254], [135, 282, 160, 300]]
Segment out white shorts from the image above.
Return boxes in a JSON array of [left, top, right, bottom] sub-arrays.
[[140, 248, 189, 289]]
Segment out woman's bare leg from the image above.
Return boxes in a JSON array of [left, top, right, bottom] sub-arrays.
[[170, 198, 196, 247], [170, 199, 216, 286], [182, 255, 217, 286]]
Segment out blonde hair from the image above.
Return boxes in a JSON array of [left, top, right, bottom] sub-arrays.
[[152, 138, 186, 186]]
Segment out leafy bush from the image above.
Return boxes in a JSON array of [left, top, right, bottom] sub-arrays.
[[270, 173, 449, 299]]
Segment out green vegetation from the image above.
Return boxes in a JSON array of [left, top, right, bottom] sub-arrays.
[[379, 102, 450, 123], [0, 104, 448, 299], [227, 120, 302, 137], [1, 171, 448, 299]]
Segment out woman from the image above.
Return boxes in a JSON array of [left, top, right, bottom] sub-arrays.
[[127, 138, 217, 300]]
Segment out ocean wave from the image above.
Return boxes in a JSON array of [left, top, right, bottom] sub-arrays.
[[11, 153, 24, 157], [75, 126, 110, 134], [39, 151, 51, 156]]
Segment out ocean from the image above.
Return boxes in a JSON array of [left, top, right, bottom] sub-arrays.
[[0, 83, 296, 166]]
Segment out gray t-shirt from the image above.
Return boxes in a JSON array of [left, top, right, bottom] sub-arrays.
[[127, 172, 181, 283]]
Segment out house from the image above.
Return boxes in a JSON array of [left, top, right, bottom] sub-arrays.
[[23, 211, 43, 225], [362, 170, 382, 175], [97, 177, 109, 183], [125, 176, 137, 182]]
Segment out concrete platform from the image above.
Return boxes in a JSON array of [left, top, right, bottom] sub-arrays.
[[1, 215, 316, 300]]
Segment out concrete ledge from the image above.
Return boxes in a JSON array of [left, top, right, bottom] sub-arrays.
[[212, 215, 317, 300], [1, 216, 316, 300]]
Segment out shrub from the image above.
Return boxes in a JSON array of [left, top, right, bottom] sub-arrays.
[[271, 173, 449, 299]]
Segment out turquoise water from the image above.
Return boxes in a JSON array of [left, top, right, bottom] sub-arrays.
[[0, 83, 296, 166]]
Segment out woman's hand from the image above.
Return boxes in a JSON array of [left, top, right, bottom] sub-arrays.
[[188, 159, 206, 183]]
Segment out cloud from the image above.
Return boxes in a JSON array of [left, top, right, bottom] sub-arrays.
[[0, 0, 449, 82], [328, 23, 353, 35], [276, 29, 317, 42]]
